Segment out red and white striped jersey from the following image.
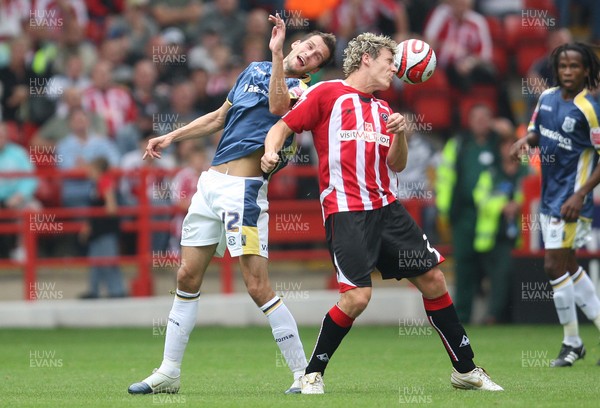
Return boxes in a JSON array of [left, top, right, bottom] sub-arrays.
[[424, 4, 492, 68], [82, 86, 137, 137], [282, 80, 398, 219]]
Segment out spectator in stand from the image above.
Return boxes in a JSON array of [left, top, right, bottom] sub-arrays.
[[245, 8, 271, 42], [98, 37, 133, 84], [130, 58, 169, 118], [82, 60, 137, 139], [79, 156, 127, 299], [29, 0, 89, 43], [193, 0, 247, 57], [50, 11, 98, 77], [425, 0, 514, 122], [149, 0, 203, 39], [146, 28, 190, 85], [0, 37, 33, 124], [424, 0, 494, 92], [46, 54, 91, 100], [168, 144, 208, 253], [554, 0, 600, 45], [0, 121, 40, 260], [115, 59, 169, 154], [328, 0, 409, 64], [0, 0, 30, 42], [164, 81, 203, 134], [57, 107, 120, 208], [105, 0, 158, 62], [31, 87, 107, 146]]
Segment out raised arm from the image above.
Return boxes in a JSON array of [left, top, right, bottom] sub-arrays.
[[268, 13, 291, 116], [144, 101, 230, 160]]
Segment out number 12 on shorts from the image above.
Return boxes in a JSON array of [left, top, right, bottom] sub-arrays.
[[222, 211, 240, 232]]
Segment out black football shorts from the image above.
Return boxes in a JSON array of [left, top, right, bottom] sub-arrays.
[[324, 201, 444, 292]]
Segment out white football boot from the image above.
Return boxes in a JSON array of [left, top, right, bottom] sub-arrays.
[[128, 368, 180, 394], [450, 367, 503, 391]]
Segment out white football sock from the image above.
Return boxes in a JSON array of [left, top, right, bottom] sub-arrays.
[[550, 273, 581, 347], [261, 296, 307, 380], [159, 289, 200, 377], [571, 267, 600, 329]]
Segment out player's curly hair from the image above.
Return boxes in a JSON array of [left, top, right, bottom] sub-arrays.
[[551, 42, 600, 89], [342, 33, 397, 78]]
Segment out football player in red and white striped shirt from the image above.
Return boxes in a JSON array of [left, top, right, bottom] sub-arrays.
[[262, 32, 503, 394]]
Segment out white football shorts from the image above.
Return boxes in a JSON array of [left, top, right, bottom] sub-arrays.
[[540, 213, 592, 250], [180, 169, 269, 258]]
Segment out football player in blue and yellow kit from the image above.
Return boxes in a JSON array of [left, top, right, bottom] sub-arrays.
[[512, 42, 600, 367], [128, 14, 335, 395]]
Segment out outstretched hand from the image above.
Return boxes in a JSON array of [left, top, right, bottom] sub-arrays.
[[268, 13, 286, 55], [143, 135, 171, 160]]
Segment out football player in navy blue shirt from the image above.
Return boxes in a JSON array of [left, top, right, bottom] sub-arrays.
[[512, 42, 600, 367]]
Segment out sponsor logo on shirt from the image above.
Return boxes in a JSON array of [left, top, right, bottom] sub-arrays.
[[539, 125, 572, 150], [540, 104, 552, 112], [338, 130, 390, 146], [243, 83, 268, 96]]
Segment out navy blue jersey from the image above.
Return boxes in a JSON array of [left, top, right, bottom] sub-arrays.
[[212, 61, 309, 168], [528, 87, 600, 218]]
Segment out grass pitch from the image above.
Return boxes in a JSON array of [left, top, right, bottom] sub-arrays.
[[1, 324, 599, 407]]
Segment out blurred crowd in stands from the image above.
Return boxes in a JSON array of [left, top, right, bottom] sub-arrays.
[[1, 0, 599, 309]]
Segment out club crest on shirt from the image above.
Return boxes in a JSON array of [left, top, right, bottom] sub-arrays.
[[561, 116, 576, 133], [380, 112, 389, 122]]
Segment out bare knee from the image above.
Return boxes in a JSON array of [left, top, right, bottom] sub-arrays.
[[543, 261, 564, 280], [411, 267, 447, 298], [339, 288, 372, 318], [246, 276, 274, 306], [177, 261, 201, 293]]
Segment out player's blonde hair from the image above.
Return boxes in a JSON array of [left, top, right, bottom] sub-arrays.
[[342, 33, 397, 78]]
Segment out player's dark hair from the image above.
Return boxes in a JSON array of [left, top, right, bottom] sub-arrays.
[[551, 42, 600, 89], [301, 31, 336, 68]]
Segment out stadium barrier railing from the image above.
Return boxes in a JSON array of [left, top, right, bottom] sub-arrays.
[[0, 166, 341, 300]]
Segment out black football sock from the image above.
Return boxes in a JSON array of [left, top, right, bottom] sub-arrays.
[[305, 304, 354, 376], [423, 292, 476, 374]]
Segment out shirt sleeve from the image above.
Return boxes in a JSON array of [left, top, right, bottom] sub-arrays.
[[282, 83, 323, 133], [527, 93, 544, 135], [584, 99, 600, 151]]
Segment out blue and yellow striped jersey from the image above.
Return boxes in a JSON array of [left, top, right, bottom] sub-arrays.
[[528, 87, 600, 219], [212, 61, 309, 167]]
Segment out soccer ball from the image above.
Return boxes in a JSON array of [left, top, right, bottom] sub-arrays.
[[394, 39, 437, 84]]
